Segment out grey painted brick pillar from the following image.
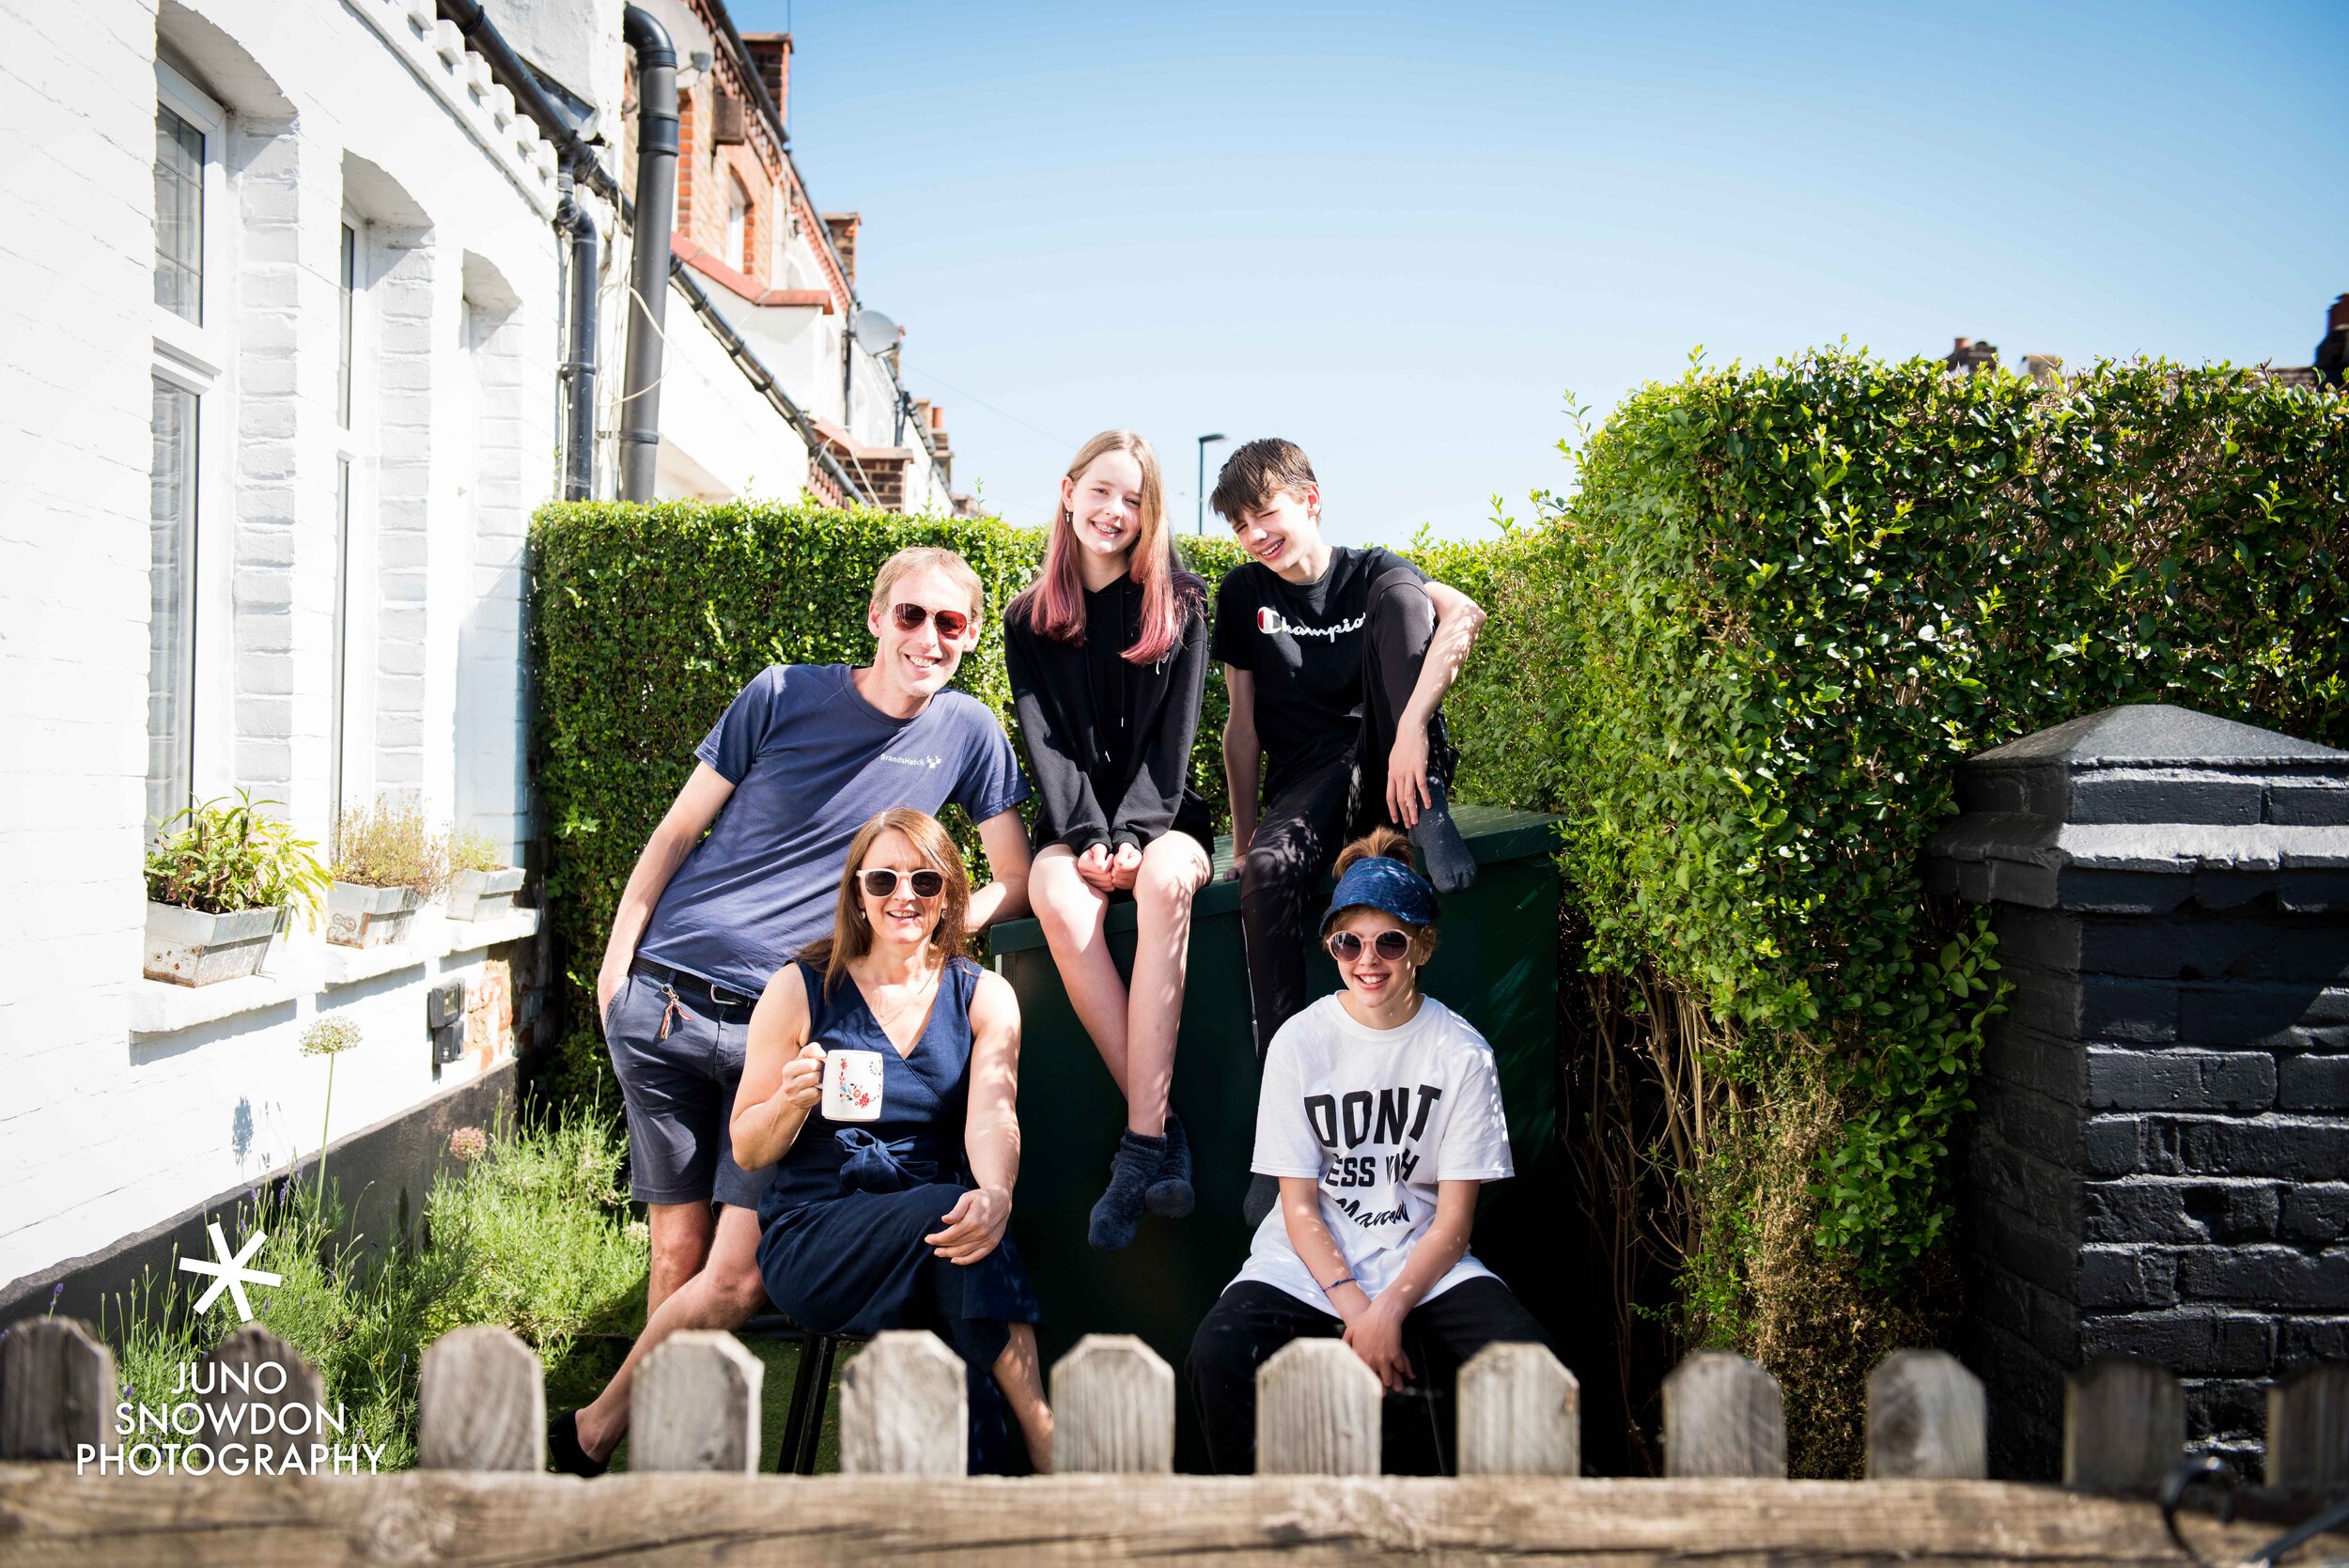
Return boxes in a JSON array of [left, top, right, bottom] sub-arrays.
[[1924, 704, 2349, 1480]]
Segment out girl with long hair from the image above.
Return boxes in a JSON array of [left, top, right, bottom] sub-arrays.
[[1005, 430, 1215, 1250], [730, 808, 1050, 1473]]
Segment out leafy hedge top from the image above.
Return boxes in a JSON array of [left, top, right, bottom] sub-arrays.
[[1464, 353, 2346, 1280]]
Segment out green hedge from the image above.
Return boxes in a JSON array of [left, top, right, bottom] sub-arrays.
[[528, 361, 2343, 1469], [1455, 353, 2344, 1458], [530, 505, 1253, 1104]]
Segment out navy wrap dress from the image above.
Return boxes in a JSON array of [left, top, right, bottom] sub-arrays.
[[754, 955, 1043, 1472]]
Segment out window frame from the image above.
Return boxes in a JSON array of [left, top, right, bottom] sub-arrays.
[[148, 59, 233, 825], [331, 212, 378, 820], [152, 60, 226, 384]]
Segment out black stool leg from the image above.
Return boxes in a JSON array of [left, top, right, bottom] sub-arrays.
[[775, 1331, 825, 1475], [792, 1334, 840, 1475]]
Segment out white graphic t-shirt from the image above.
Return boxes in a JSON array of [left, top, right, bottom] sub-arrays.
[[1231, 993, 1515, 1311]]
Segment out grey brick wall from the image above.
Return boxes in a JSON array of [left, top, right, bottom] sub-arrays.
[[1927, 705, 2349, 1479]]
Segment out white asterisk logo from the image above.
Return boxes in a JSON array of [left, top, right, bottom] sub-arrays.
[[178, 1220, 283, 1324]]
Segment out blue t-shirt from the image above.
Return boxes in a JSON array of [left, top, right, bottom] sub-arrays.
[[634, 664, 1030, 995]]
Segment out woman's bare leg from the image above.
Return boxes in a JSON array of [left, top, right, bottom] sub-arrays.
[[993, 1322, 1052, 1473], [1123, 834, 1212, 1137], [1029, 845, 1132, 1096]]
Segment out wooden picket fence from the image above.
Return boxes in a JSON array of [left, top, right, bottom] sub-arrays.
[[3, 1314, 2346, 1564]]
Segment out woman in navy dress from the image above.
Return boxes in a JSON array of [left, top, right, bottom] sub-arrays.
[[730, 807, 1050, 1472]]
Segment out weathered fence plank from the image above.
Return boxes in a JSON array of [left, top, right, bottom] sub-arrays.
[[3, 1472, 2336, 1566], [1867, 1349, 1987, 1480], [1051, 1334, 1173, 1474], [2266, 1362, 2349, 1493], [630, 1330, 762, 1474], [417, 1326, 544, 1472], [0, 1318, 116, 1461], [1255, 1338, 1380, 1476], [2063, 1360, 2181, 1491], [1662, 1351, 1785, 1478], [1455, 1341, 1579, 1477], [202, 1327, 325, 1473], [839, 1330, 964, 1476]]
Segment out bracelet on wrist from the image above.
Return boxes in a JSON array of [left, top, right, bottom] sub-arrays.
[[1323, 1276, 1357, 1296]]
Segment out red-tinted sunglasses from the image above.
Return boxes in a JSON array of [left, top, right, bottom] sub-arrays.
[[890, 601, 971, 640]]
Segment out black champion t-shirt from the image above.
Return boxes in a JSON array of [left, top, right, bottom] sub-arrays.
[[1210, 545, 1423, 800]]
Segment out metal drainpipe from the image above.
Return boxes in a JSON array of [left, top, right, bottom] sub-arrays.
[[556, 187, 599, 501], [618, 6, 677, 503]]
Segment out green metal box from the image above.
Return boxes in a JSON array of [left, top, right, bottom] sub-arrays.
[[994, 805, 1565, 1469]]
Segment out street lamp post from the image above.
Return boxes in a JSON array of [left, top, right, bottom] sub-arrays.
[[1196, 433, 1227, 535]]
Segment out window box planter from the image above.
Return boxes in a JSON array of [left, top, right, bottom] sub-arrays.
[[327, 882, 423, 949], [143, 901, 282, 986], [445, 866, 525, 923]]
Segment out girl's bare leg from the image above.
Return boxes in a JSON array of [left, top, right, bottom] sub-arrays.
[[993, 1322, 1052, 1473], [1030, 845, 1132, 1096], [1123, 834, 1212, 1137]]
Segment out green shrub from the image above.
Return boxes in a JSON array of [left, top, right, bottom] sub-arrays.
[[333, 796, 449, 899], [94, 1112, 646, 1471], [1462, 353, 2345, 1467], [145, 790, 333, 925]]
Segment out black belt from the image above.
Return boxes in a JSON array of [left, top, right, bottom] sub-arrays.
[[630, 957, 758, 1015]]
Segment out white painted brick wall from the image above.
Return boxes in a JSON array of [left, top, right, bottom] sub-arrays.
[[0, 0, 567, 1291]]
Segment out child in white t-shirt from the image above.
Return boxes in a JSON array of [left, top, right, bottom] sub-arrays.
[[1184, 828, 1553, 1473]]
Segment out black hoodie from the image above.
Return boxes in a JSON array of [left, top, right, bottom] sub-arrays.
[[1005, 573, 1213, 855]]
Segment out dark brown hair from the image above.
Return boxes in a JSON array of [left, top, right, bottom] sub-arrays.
[[797, 809, 972, 995], [1209, 437, 1318, 521]]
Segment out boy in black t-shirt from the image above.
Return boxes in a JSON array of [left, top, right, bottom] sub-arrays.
[[1209, 439, 1486, 1091]]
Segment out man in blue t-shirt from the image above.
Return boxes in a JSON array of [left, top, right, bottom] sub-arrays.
[[549, 547, 1034, 1476]]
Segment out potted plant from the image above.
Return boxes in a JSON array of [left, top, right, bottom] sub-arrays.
[[443, 828, 525, 922], [144, 792, 330, 986], [328, 795, 447, 949]]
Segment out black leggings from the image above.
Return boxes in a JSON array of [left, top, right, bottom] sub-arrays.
[[1185, 1277, 1552, 1474], [1237, 568, 1455, 1060]]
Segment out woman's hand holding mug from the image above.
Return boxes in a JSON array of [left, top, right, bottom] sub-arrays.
[[777, 1042, 825, 1110]]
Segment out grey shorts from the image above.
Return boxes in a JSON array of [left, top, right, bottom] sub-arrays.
[[604, 970, 772, 1208]]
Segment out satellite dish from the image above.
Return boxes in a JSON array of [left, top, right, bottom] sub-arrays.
[[852, 309, 900, 356]]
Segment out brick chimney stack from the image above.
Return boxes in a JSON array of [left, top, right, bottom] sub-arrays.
[[741, 32, 792, 126], [824, 212, 860, 286], [1947, 336, 2001, 374]]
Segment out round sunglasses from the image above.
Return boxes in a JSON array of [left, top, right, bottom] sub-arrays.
[[859, 868, 945, 899], [1325, 928, 1414, 962], [889, 601, 970, 640]]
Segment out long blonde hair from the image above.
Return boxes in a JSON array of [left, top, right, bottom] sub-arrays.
[[797, 809, 972, 995]]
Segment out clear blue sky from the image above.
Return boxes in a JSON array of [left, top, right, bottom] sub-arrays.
[[734, 0, 2347, 545]]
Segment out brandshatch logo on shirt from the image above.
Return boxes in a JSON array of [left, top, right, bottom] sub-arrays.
[[880, 752, 943, 768], [1255, 606, 1365, 641]]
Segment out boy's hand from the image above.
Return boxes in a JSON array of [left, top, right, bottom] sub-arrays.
[[1342, 1295, 1415, 1391], [1387, 728, 1433, 828], [1109, 842, 1143, 891]]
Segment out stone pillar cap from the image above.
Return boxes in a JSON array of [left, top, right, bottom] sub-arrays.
[[1925, 704, 2349, 912]]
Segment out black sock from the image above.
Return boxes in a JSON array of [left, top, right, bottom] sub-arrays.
[[1090, 1129, 1166, 1251], [1410, 771, 1476, 893], [1145, 1111, 1194, 1219]]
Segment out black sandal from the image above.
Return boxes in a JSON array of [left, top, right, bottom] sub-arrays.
[[548, 1408, 610, 1478]]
